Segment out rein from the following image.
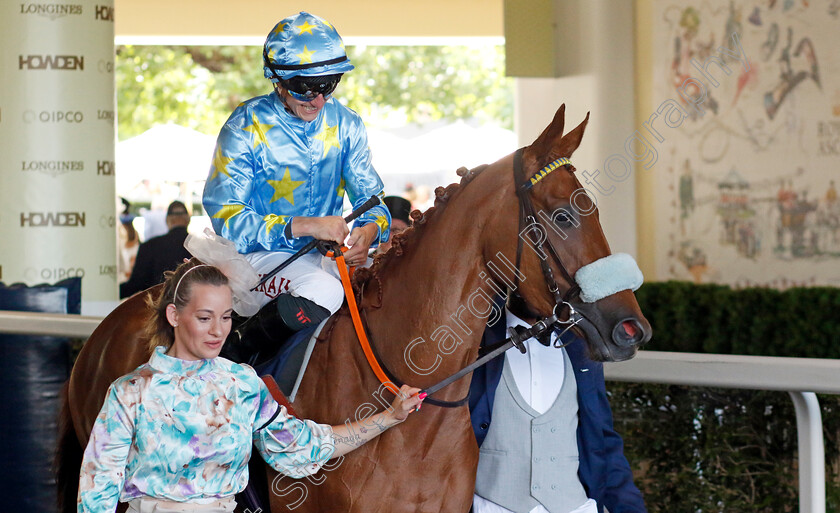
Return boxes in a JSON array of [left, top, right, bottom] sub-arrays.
[[326, 148, 586, 408]]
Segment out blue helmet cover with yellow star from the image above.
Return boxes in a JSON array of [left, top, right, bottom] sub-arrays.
[[263, 11, 355, 81], [202, 91, 390, 254]]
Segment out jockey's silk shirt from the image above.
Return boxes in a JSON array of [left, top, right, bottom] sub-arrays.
[[77, 347, 334, 513], [202, 91, 390, 255]]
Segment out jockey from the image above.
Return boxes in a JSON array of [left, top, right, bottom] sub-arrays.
[[203, 12, 390, 361]]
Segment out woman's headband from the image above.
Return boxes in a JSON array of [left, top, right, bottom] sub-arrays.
[[172, 264, 210, 303]]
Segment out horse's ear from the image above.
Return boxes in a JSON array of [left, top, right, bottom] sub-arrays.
[[557, 111, 590, 158], [529, 104, 566, 154]]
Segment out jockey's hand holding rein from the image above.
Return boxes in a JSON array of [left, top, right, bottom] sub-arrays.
[[328, 385, 426, 457], [290, 217, 378, 267], [291, 216, 349, 244], [343, 223, 379, 266]]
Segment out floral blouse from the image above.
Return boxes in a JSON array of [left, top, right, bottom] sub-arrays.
[[77, 346, 334, 513]]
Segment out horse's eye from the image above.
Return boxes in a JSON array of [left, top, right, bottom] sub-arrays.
[[555, 212, 575, 227]]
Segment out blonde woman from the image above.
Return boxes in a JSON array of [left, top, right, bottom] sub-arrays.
[[78, 261, 424, 512]]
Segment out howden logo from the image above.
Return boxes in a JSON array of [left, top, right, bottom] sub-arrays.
[[94, 5, 113, 21], [19, 55, 84, 71], [20, 212, 86, 227], [97, 161, 114, 175]]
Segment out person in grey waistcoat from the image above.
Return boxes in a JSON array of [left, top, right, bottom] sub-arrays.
[[469, 297, 647, 513]]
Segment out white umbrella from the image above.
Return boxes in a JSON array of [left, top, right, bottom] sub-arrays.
[[116, 124, 216, 195]]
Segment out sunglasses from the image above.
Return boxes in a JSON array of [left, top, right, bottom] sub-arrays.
[[281, 74, 342, 102]]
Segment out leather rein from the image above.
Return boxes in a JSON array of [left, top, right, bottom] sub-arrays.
[[345, 148, 584, 407]]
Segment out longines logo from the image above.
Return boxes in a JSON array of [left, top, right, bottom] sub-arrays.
[[97, 160, 114, 175], [21, 160, 84, 177], [97, 109, 114, 124], [23, 110, 84, 123], [94, 5, 113, 21], [20, 211, 86, 227], [99, 264, 116, 279], [19, 55, 84, 71], [20, 3, 83, 20]]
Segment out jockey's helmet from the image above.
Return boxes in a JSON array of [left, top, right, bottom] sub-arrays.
[[263, 12, 354, 83]]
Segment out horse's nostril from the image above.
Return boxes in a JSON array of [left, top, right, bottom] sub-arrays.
[[622, 320, 637, 339], [613, 319, 645, 347]]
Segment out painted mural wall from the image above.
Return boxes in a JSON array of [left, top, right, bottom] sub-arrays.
[[650, 0, 840, 287]]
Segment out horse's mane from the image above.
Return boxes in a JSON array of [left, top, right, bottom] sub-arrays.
[[351, 164, 490, 297]]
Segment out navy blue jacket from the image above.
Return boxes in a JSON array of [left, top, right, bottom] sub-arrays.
[[469, 316, 647, 513]]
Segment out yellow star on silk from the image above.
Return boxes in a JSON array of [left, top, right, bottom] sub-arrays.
[[242, 113, 274, 149], [263, 214, 288, 235], [336, 178, 346, 198], [209, 146, 233, 181], [315, 122, 341, 156], [296, 21, 317, 35], [297, 45, 316, 65], [374, 213, 390, 234], [267, 167, 305, 206], [271, 22, 288, 37], [212, 204, 244, 228], [322, 20, 335, 31]]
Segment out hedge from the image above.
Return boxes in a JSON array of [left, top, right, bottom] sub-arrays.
[[610, 281, 840, 512]]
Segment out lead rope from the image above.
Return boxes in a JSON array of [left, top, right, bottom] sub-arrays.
[[325, 246, 402, 397], [325, 244, 469, 407]]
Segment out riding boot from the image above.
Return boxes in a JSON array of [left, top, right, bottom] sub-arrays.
[[221, 294, 330, 366]]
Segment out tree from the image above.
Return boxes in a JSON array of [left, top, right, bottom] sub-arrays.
[[115, 44, 512, 140]]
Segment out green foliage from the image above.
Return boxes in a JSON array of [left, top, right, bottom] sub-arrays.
[[115, 45, 513, 141], [635, 281, 840, 357], [341, 45, 513, 126], [609, 281, 840, 511]]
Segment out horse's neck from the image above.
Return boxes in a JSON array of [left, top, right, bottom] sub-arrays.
[[370, 199, 498, 394]]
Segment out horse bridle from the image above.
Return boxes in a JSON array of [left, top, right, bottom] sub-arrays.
[[360, 148, 585, 408], [509, 147, 585, 344]]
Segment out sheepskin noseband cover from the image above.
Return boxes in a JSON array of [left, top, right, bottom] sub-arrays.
[[574, 253, 643, 303]]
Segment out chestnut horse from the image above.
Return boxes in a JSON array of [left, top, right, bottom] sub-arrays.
[[57, 105, 651, 513]]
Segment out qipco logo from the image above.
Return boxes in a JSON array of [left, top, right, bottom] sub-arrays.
[[23, 110, 84, 123], [24, 266, 85, 282]]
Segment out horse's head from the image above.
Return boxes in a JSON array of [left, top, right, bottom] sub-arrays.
[[482, 105, 651, 362]]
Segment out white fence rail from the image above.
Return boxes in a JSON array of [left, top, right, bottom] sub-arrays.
[[605, 351, 840, 513], [2, 311, 839, 512]]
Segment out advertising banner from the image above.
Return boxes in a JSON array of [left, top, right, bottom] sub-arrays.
[[0, 1, 117, 314]]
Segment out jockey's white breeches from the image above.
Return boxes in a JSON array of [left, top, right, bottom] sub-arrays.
[[244, 251, 344, 314]]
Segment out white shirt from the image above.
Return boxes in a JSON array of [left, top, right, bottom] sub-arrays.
[[473, 311, 598, 513]]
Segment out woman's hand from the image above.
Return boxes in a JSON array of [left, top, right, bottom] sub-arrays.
[[386, 385, 426, 424]]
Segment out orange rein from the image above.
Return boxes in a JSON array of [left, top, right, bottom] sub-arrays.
[[327, 247, 401, 396]]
